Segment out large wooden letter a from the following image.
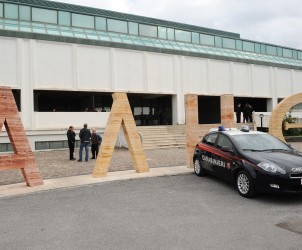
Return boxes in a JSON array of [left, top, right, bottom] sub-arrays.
[[0, 87, 43, 186], [92, 92, 149, 177]]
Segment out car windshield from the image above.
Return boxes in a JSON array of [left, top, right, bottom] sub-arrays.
[[232, 133, 291, 151]]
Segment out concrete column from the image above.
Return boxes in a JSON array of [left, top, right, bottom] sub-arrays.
[[185, 94, 199, 168], [220, 94, 235, 128]]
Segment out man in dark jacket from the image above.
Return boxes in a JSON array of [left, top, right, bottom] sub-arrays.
[[67, 126, 76, 160], [235, 103, 242, 123], [78, 123, 91, 162]]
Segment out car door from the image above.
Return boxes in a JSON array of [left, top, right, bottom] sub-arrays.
[[212, 134, 235, 181], [201, 133, 219, 173]]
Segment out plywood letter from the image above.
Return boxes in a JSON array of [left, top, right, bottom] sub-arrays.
[[0, 87, 43, 186], [92, 93, 149, 177]]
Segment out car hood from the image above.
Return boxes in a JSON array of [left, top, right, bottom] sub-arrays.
[[242, 150, 302, 172]]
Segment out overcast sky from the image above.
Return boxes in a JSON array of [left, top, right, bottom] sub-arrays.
[[53, 0, 302, 50]]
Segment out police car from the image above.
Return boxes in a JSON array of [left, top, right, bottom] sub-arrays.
[[193, 126, 302, 198]]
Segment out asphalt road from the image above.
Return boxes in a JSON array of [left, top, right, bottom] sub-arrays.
[[1, 174, 302, 250]]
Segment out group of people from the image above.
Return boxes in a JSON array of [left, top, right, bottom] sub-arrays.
[[67, 123, 102, 162], [235, 103, 254, 123]]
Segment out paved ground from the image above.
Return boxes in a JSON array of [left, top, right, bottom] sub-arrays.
[[1, 142, 301, 186], [1, 174, 302, 250], [0, 148, 186, 186]]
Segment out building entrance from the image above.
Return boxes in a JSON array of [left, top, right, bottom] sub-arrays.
[[128, 94, 172, 126]]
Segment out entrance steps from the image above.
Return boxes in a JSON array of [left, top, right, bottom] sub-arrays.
[[137, 125, 186, 150]]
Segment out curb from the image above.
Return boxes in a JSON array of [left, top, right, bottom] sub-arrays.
[[0, 166, 193, 198]]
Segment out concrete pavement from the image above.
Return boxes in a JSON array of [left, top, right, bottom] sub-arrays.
[[0, 165, 192, 198]]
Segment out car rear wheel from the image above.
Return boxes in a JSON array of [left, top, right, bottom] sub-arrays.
[[194, 158, 207, 177], [236, 170, 256, 198]]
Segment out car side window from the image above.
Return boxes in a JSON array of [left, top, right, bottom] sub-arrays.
[[217, 135, 233, 150], [203, 133, 218, 146]]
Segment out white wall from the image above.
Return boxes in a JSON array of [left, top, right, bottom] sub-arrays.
[[77, 45, 112, 90], [0, 36, 302, 131], [35, 41, 74, 89], [34, 112, 110, 129], [0, 38, 19, 87]]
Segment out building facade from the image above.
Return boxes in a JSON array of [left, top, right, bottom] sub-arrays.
[[0, 0, 302, 151]]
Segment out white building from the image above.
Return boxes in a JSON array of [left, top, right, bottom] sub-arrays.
[[0, 0, 302, 151]]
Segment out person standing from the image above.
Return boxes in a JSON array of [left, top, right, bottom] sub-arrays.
[[248, 104, 254, 122], [243, 103, 250, 123], [235, 103, 242, 123], [78, 123, 91, 162], [90, 128, 102, 159], [67, 126, 76, 160]]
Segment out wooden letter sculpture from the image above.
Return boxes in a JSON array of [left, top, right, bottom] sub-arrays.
[[0, 87, 43, 186], [269, 93, 302, 142], [92, 92, 149, 177]]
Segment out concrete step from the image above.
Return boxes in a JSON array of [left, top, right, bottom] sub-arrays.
[[137, 125, 186, 149]]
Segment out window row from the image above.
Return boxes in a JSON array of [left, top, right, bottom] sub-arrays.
[[1, 2, 301, 60]]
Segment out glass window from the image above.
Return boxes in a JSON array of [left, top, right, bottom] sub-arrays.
[[215, 36, 222, 47], [192, 32, 199, 44], [222, 38, 235, 49], [73, 31, 87, 39], [32, 23, 46, 34], [293, 50, 298, 59], [20, 22, 31, 32], [4, 22, 18, 31], [236, 40, 243, 50], [266, 45, 277, 56], [158, 27, 167, 39], [129, 22, 138, 35], [283, 48, 293, 58], [298, 51, 302, 60], [85, 30, 99, 40], [4, 3, 18, 19], [200, 34, 214, 46], [242, 41, 254, 52], [0, 3, 4, 18], [59, 11, 71, 26], [175, 29, 191, 42], [98, 31, 111, 42], [255, 43, 261, 53], [33, 27, 46, 34], [107, 19, 127, 33], [203, 133, 218, 146], [260, 44, 266, 54], [60, 26, 73, 37], [19, 5, 30, 21], [96, 17, 106, 31], [32, 8, 57, 24], [109, 33, 123, 43], [139, 24, 157, 38], [72, 13, 94, 29], [46, 28, 60, 35], [217, 135, 233, 150], [277, 47, 283, 57], [167, 28, 174, 40]]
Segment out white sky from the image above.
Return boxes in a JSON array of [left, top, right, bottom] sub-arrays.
[[53, 0, 302, 50]]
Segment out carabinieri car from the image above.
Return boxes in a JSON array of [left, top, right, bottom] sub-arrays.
[[193, 127, 302, 198]]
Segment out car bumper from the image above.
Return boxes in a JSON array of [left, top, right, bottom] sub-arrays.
[[254, 173, 302, 193]]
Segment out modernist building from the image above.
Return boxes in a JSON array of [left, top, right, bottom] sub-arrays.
[[0, 0, 302, 151]]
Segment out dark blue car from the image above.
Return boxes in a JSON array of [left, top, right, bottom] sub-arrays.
[[193, 128, 302, 198]]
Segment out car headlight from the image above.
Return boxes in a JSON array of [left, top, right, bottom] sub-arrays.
[[257, 162, 286, 174]]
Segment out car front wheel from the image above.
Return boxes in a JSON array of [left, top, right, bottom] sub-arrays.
[[194, 158, 207, 177], [236, 170, 256, 198]]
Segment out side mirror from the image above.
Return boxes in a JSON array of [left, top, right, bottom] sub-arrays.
[[221, 146, 234, 154]]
